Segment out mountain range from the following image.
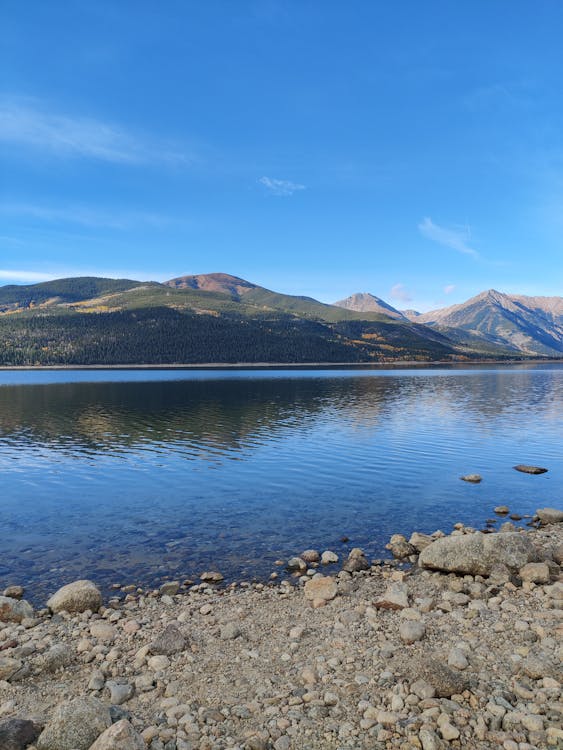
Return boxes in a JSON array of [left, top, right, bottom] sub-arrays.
[[336, 288, 563, 357], [0, 273, 560, 365]]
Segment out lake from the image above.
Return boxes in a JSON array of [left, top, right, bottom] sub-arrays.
[[1, 364, 561, 602]]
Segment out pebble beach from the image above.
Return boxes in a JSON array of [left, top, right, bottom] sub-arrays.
[[1, 508, 562, 750]]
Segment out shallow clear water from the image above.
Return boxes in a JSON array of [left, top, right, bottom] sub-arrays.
[[1, 364, 562, 601]]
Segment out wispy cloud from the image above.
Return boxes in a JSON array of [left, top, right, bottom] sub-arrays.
[[443, 284, 456, 294], [0, 202, 178, 230], [259, 176, 306, 196], [0, 269, 55, 283], [418, 217, 479, 258], [390, 283, 413, 303], [0, 98, 189, 165]]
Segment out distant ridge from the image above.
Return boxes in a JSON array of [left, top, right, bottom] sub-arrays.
[[416, 289, 563, 356], [333, 292, 405, 319]]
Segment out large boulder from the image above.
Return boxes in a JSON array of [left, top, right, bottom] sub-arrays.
[[0, 596, 33, 623], [88, 719, 146, 750], [36, 697, 111, 750], [46, 580, 102, 614], [536, 507, 563, 525], [418, 532, 537, 576]]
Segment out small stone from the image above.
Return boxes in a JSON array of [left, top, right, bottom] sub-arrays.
[[440, 721, 460, 740], [199, 604, 212, 615], [220, 622, 242, 640], [88, 719, 145, 750], [375, 583, 409, 610], [494, 506, 510, 514], [200, 571, 224, 583], [106, 680, 134, 705], [304, 575, 338, 602], [343, 548, 370, 572], [447, 647, 469, 670], [46, 580, 102, 614], [90, 621, 117, 642], [399, 620, 426, 644], [2, 586, 24, 600], [147, 655, 170, 671], [40, 643, 73, 673], [519, 562, 550, 583], [461, 474, 482, 483], [88, 669, 106, 691], [286, 557, 307, 573], [0, 597, 33, 623], [159, 581, 180, 596], [321, 550, 339, 564], [514, 464, 548, 474], [0, 657, 24, 682], [300, 549, 320, 563], [409, 657, 468, 697], [150, 625, 186, 655]]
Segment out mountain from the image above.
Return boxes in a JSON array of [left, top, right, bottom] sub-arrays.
[[0, 274, 548, 366], [333, 292, 406, 319], [416, 289, 563, 356], [165, 273, 257, 298]]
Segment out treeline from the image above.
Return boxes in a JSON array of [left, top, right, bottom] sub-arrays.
[[0, 307, 378, 365]]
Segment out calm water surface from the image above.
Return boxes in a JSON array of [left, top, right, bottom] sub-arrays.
[[1, 364, 562, 601]]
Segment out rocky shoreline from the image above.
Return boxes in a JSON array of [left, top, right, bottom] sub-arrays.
[[1, 508, 562, 750]]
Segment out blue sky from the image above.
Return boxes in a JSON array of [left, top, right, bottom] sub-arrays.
[[1, 1, 563, 311]]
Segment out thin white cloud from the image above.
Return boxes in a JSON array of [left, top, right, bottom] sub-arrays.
[[418, 217, 479, 258], [390, 283, 413, 303], [0, 269, 55, 283], [443, 284, 456, 294], [0, 202, 176, 230], [0, 98, 189, 165], [259, 176, 306, 196]]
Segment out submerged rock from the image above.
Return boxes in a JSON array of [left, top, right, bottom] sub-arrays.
[[514, 464, 548, 474], [460, 474, 482, 483], [418, 531, 537, 575], [47, 580, 102, 614]]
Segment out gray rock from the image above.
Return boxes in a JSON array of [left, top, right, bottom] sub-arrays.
[[408, 657, 469, 697], [536, 507, 563, 525], [36, 696, 111, 750], [494, 505, 509, 514], [149, 625, 186, 656], [0, 596, 33, 623], [342, 548, 370, 572], [88, 669, 106, 691], [200, 571, 224, 583], [303, 575, 338, 602], [375, 583, 409, 610], [46, 580, 102, 614], [0, 657, 24, 682], [408, 532, 434, 551], [514, 464, 548, 474], [220, 622, 242, 640], [286, 557, 307, 573], [39, 642, 73, 673], [300, 549, 320, 563], [2, 585, 24, 600], [88, 719, 146, 750], [460, 474, 482, 483], [106, 680, 134, 705], [159, 581, 180, 596], [399, 620, 426, 644], [0, 718, 42, 750], [419, 531, 537, 575], [519, 562, 551, 583], [387, 534, 415, 559], [321, 550, 339, 564]]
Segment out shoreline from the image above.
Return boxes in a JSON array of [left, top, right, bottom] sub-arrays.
[[1, 358, 563, 372], [1, 512, 561, 749]]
